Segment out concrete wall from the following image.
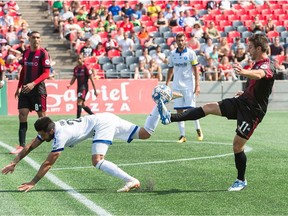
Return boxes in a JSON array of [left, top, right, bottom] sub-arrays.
[[168, 80, 288, 110]]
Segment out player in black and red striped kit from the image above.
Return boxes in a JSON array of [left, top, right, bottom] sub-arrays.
[[67, 55, 98, 118], [11, 31, 51, 154], [157, 34, 276, 191]]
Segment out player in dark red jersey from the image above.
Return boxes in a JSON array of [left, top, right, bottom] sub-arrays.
[[67, 55, 98, 118], [157, 34, 276, 191], [11, 31, 51, 154]]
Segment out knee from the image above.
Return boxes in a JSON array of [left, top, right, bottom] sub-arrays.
[[92, 155, 104, 167], [138, 128, 151, 139]]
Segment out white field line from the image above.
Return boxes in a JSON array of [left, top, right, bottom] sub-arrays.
[[49, 141, 253, 171], [0, 141, 112, 216]]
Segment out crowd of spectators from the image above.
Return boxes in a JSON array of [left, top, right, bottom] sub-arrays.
[[2, 0, 288, 81]]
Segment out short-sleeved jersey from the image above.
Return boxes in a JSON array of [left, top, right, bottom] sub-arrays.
[[39, 113, 138, 152], [168, 47, 199, 90], [73, 65, 91, 90], [239, 58, 275, 120], [19, 48, 51, 94]]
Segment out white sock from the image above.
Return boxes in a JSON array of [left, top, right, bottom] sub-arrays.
[[96, 159, 134, 182], [144, 105, 160, 135], [178, 121, 185, 136], [194, 120, 201, 130]]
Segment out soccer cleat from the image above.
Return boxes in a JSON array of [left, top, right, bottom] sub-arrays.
[[177, 136, 187, 143], [157, 99, 171, 125], [228, 179, 247, 191], [10, 146, 24, 154], [196, 129, 204, 141], [117, 179, 140, 192], [171, 91, 183, 100]]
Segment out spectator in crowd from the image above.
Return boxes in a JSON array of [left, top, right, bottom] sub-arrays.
[[282, 53, 288, 69], [168, 11, 178, 28], [177, 11, 185, 28], [79, 39, 94, 57], [218, 37, 231, 59], [234, 46, 249, 67], [209, 45, 219, 65], [174, 0, 192, 17], [51, 0, 63, 33], [3, 0, 19, 13], [133, 4, 143, 19], [152, 45, 167, 65], [94, 20, 105, 33], [183, 10, 196, 29], [115, 27, 125, 43], [273, 58, 287, 80], [17, 22, 30, 44], [0, 9, 14, 27], [58, 4, 74, 39], [16, 38, 28, 53], [108, 0, 121, 16], [67, 55, 97, 118], [187, 34, 201, 54], [252, 0, 271, 7], [264, 18, 276, 33], [149, 58, 162, 81], [6, 25, 18, 45], [138, 2, 147, 16], [64, 17, 81, 41], [121, 0, 135, 18], [134, 48, 151, 79], [13, 13, 28, 28], [218, 56, 238, 81], [204, 21, 221, 40], [206, 0, 218, 13], [154, 11, 168, 28], [82, 20, 93, 39], [190, 8, 202, 22], [219, 0, 232, 11], [200, 37, 214, 60], [0, 58, 5, 89], [144, 34, 157, 51], [268, 37, 284, 59], [69, 0, 80, 16], [201, 57, 218, 81], [87, 6, 99, 21], [191, 22, 204, 40], [103, 33, 119, 51], [96, 2, 106, 16], [88, 31, 102, 49], [163, 4, 173, 20], [118, 31, 134, 52], [238, 0, 253, 7], [10, 31, 51, 154], [231, 37, 246, 57], [119, 15, 133, 32], [147, 0, 161, 18], [130, 31, 140, 45], [250, 15, 264, 33], [75, 5, 88, 21], [100, 8, 110, 21], [4, 54, 21, 80], [73, 30, 86, 53], [131, 14, 141, 27], [93, 42, 106, 58]]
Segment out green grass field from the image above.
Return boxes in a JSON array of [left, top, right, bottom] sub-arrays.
[[0, 111, 288, 215]]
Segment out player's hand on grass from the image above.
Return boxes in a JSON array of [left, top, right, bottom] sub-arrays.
[[1, 162, 16, 175], [18, 182, 35, 192]]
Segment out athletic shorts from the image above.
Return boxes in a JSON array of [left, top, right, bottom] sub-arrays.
[[218, 97, 260, 140], [91, 113, 139, 155], [77, 88, 88, 101], [18, 92, 47, 112], [173, 89, 196, 110]]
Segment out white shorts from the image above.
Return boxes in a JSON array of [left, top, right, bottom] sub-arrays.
[[173, 89, 196, 110], [91, 113, 138, 155]]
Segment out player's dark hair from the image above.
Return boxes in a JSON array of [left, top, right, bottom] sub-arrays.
[[34, 117, 55, 132], [176, 32, 186, 40], [248, 34, 269, 53]]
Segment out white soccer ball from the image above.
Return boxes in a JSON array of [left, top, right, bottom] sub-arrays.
[[151, 85, 172, 104]]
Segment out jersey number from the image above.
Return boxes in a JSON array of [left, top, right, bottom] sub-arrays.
[[66, 118, 82, 125]]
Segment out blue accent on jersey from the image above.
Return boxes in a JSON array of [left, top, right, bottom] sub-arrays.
[[51, 148, 64, 152]]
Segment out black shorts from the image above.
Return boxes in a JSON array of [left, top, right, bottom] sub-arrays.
[[18, 92, 47, 112], [218, 98, 260, 140], [77, 88, 88, 101]]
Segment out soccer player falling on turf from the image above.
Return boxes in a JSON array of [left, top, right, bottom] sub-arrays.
[[1, 100, 173, 192], [157, 34, 276, 191]]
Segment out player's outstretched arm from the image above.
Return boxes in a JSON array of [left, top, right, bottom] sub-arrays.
[[18, 151, 61, 192], [1, 138, 43, 175]]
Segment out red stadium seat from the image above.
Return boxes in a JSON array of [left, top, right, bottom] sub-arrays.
[[84, 56, 98, 65], [146, 26, 158, 33], [266, 31, 279, 40], [274, 55, 285, 64], [166, 37, 175, 46], [171, 26, 184, 33], [107, 49, 121, 58]]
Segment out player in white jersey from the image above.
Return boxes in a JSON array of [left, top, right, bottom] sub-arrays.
[[166, 33, 203, 143], [1, 105, 162, 193]]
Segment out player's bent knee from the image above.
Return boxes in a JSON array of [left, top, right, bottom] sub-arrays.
[[92, 154, 104, 167], [138, 128, 151, 139]]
